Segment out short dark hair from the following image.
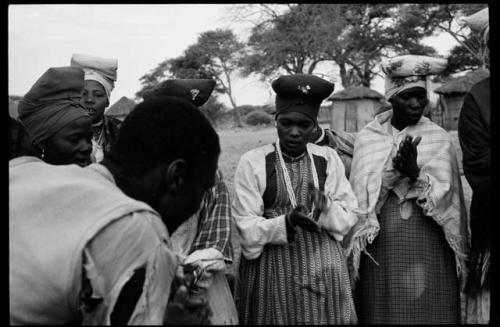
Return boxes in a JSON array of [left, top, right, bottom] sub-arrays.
[[107, 96, 220, 177]]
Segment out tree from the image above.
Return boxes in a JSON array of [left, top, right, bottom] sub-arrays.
[[136, 29, 245, 126], [237, 4, 438, 88], [398, 3, 489, 73]]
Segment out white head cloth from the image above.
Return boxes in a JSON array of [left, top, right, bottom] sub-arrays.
[[70, 53, 118, 101], [381, 55, 447, 100], [459, 7, 489, 43]]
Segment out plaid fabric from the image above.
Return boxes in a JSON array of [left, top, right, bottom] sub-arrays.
[[237, 151, 357, 325], [347, 109, 469, 285], [355, 192, 460, 324], [190, 169, 233, 262]]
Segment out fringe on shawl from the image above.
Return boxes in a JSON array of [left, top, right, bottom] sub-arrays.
[[344, 216, 380, 283]]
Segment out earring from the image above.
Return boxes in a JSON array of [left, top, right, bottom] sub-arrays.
[[40, 147, 45, 159]]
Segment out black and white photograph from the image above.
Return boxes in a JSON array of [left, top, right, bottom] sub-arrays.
[[8, 3, 492, 325]]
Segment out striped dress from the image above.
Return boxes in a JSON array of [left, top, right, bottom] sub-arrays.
[[236, 146, 357, 325]]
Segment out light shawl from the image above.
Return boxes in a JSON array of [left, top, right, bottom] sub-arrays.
[[346, 109, 469, 286]]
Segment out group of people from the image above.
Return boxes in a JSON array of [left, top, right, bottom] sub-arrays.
[[10, 7, 490, 326]]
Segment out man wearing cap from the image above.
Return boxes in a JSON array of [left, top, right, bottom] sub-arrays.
[[143, 79, 237, 325], [346, 55, 468, 324], [233, 74, 358, 324], [71, 53, 121, 163], [458, 6, 491, 324]]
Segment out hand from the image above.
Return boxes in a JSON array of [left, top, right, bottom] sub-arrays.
[[286, 205, 321, 233], [309, 186, 328, 214], [393, 135, 421, 182], [164, 284, 212, 325]]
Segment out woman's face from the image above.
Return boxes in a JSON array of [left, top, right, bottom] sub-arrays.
[[390, 87, 429, 128], [43, 116, 93, 167], [276, 111, 315, 157], [81, 80, 108, 124]]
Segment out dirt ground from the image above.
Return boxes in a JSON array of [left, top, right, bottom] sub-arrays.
[[218, 126, 473, 278]]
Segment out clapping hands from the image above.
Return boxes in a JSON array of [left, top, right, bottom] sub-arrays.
[[393, 135, 422, 183]]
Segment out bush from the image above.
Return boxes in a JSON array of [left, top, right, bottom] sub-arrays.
[[235, 105, 260, 116], [244, 110, 273, 126], [200, 97, 228, 126]]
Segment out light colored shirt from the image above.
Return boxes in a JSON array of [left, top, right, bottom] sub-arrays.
[[9, 157, 177, 325], [232, 143, 359, 260]]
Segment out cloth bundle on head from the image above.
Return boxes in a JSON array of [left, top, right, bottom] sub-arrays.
[[272, 74, 334, 122], [142, 79, 216, 107], [459, 7, 489, 44], [381, 55, 447, 100], [17, 67, 90, 146], [70, 53, 118, 101]]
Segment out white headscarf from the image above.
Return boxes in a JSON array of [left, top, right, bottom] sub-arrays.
[[381, 55, 447, 100], [70, 53, 118, 101]]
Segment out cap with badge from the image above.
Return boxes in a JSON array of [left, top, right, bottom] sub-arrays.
[[18, 66, 90, 146], [272, 74, 335, 122], [142, 79, 216, 107], [70, 53, 118, 101], [381, 55, 447, 100]]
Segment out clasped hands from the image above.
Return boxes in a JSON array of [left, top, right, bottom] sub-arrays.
[[285, 186, 328, 234], [392, 135, 422, 183]]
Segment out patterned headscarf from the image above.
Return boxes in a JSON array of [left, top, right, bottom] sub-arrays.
[[459, 7, 489, 44], [18, 67, 90, 146], [70, 53, 118, 101], [381, 55, 447, 100]]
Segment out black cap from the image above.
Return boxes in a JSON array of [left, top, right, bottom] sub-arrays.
[[272, 74, 334, 122], [143, 79, 216, 107]]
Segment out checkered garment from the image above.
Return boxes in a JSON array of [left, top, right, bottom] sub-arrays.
[[236, 145, 357, 325], [345, 109, 469, 322], [355, 192, 460, 324], [189, 169, 233, 262]]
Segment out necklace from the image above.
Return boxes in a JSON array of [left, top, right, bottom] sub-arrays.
[[275, 139, 319, 217]]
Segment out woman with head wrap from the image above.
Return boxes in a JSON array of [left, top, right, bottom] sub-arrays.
[[70, 53, 120, 163], [17, 66, 92, 167], [345, 55, 469, 324], [233, 74, 359, 324]]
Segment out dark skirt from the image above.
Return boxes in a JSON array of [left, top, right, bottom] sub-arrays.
[[355, 192, 460, 324]]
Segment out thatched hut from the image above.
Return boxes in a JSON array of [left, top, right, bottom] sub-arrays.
[[434, 69, 489, 130], [105, 96, 136, 121], [327, 86, 386, 133]]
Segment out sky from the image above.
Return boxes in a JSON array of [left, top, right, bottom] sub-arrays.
[[8, 4, 458, 108]]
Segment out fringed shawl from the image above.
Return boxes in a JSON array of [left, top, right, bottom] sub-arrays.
[[346, 109, 469, 287]]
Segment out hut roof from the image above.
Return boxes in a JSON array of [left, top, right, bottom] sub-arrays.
[[434, 69, 489, 95], [105, 96, 136, 117], [329, 86, 384, 101]]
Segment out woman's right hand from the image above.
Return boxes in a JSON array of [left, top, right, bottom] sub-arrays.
[[286, 205, 321, 233]]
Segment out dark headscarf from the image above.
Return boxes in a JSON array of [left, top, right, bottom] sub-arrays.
[[18, 67, 90, 146], [272, 74, 334, 122]]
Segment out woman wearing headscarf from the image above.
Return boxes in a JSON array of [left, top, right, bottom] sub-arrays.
[[17, 66, 92, 167], [70, 53, 120, 163], [346, 55, 469, 324], [233, 74, 358, 325]]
